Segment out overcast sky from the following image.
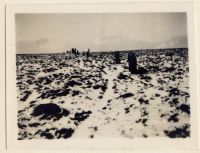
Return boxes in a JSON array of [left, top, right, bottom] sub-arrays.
[[15, 13, 188, 54]]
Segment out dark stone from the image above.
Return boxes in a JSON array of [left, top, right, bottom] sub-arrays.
[[93, 84, 107, 92], [177, 104, 190, 115], [169, 98, 179, 107], [90, 135, 94, 138], [125, 107, 130, 114], [165, 67, 176, 72], [52, 73, 64, 79], [20, 91, 32, 102], [102, 107, 107, 110], [117, 73, 128, 80], [38, 77, 52, 85], [140, 75, 152, 82], [44, 67, 58, 73], [137, 67, 148, 74], [31, 103, 70, 121], [55, 128, 74, 139], [169, 88, 180, 96], [114, 51, 121, 64], [155, 94, 160, 97], [168, 113, 179, 122], [40, 132, 54, 139], [65, 80, 82, 88], [148, 66, 160, 72], [72, 90, 81, 97], [143, 134, 148, 138], [28, 123, 41, 127], [39, 88, 70, 99], [128, 52, 137, 74], [98, 95, 103, 99], [18, 109, 25, 114], [86, 48, 90, 58], [142, 110, 148, 117], [94, 126, 98, 131], [71, 111, 92, 123], [30, 101, 37, 104], [118, 93, 134, 99], [18, 123, 27, 129], [164, 124, 190, 138], [142, 119, 148, 126], [138, 98, 149, 104]]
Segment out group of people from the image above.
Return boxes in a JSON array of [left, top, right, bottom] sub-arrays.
[[66, 48, 90, 59]]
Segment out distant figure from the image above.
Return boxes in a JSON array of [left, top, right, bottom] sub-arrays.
[[86, 48, 90, 58], [128, 52, 137, 74], [76, 50, 80, 56], [99, 53, 102, 58], [114, 51, 121, 64], [71, 48, 77, 56]]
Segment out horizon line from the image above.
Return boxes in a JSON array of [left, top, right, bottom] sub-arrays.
[[16, 47, 188, 55]]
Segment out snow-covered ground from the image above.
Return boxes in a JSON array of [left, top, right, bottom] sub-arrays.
[[16, 48, 190, 140]]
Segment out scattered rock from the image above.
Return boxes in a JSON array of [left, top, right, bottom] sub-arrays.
[[169, 88, 180, 96], [125, 107, 130, 114], [177, 104, 190, 115], [39, 88, 70, 99], [38, 77, 52, 85], [118, 73, 128, 80], [72, 90, 81, 97], [20, 91, 32, 102], [55, 128, 74, 139], [164, 124, 190, 138], [138, 98, 149, 104], [71, 111, 92, 123], [118, 93, 134, 99], [65, 80, 82, 87], [28, 123, 41, 127], [31, 103, 70, 121], [168, 113, 179, 122], [41, 132, 54, 139], [93, 84, 107, 92], [18, 123, 27, 129]]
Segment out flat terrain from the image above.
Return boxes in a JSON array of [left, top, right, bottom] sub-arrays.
[[16, 48, 190, 140]]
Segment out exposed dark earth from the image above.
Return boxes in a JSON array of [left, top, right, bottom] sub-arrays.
[[16, 48, 190, 140]]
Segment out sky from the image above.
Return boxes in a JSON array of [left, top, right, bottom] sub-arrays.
[[15, 13, 188, 54]]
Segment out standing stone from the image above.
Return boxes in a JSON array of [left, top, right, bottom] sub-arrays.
[[74, 48, 77, 56], [86, 48, 90, 58], [99, 53, 102, 58], [128, 52, 137, 74], [114, 51, 121, 64]]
